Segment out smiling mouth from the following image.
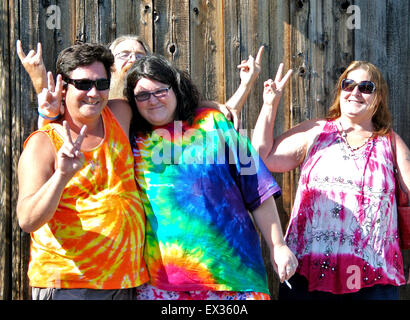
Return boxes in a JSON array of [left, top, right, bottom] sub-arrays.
[[83, 101, 100, 105], [148, 105, 163, 111]]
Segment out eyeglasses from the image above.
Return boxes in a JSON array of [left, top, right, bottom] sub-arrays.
[[341, 79, 376, 94], [134, 86, 172, 102], [65, 78, 111, 91], [114, 51, 145, 61]]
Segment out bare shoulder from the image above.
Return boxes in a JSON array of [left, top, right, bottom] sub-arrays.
[[393, 131, 410, 191], [393, 131, 409, 150], [393, 131, 410, 164], [279, 118, 326, 146], [19, 131, 56, 172], [107, 99, 132, 135]]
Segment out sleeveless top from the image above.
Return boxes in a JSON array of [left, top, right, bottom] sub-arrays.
[[25, 107, 148, 289], [133, 108, 281, 294], [285, 120, 405, 294]]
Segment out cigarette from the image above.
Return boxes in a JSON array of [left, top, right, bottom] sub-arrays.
[[284, 280, 292, 289]]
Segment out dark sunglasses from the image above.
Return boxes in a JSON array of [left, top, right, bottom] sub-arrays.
[[341, 79, 376, 94], [134, 86, 172, 102], [65, 78, 111, 91]]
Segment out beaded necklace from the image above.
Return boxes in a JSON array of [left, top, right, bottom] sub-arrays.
[[338, 121, 374, 152]]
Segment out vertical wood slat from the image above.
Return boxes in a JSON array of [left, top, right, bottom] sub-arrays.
[[2, 0, 410, 300], [154, 0, 190, 72], [0, 0, 11, 301], [223, 0, 240, 114], [11, 0, 41, 300], [190, 0, 221, 101]]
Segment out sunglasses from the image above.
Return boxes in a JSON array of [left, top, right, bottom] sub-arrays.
[[341, 79, 376, 94], [65, 78, 111, 91], [134, 86, 172, 102]]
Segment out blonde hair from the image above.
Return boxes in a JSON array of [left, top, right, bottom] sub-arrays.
[[108, 35, 151, 55], [327, 61, 392, 136]]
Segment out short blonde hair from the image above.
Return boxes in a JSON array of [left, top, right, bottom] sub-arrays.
[[327, 61, 392, 136], [109, 35, 151, 55]]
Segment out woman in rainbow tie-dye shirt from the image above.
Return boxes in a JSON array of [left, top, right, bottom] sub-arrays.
[[124, 54, 298, 300]]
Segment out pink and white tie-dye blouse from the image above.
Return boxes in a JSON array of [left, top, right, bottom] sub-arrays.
[[285, 120, 405, 294]]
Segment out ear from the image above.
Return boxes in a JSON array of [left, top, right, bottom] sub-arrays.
[[61, 82, 68, 102]]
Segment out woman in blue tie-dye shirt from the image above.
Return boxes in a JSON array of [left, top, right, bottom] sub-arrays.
[[125, 54, 297, 300]]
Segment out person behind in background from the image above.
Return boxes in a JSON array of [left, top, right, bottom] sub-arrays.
[[17, 43, 148, 300], [17, 36, 262, 131], [252, 61, 410, 300], [124, 54, 298, 300]]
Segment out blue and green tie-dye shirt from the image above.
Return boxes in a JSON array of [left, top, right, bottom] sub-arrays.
[[133, 108, 281, 294]]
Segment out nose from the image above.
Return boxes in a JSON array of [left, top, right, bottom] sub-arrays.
[[128, 55, 137, 63], [350, 84, 362, 95], [87, 85, 99, 96], [147, 94, 159, 104]]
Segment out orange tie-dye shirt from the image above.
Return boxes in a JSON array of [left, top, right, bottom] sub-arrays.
[[24, 107, 148, 289]]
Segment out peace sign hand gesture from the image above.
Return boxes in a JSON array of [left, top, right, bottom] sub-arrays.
[[56, 121, 87, 179], [263, 63, 293, 106], [37, 72, 65, 120]]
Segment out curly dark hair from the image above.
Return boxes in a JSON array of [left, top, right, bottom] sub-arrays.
[[56, 43, 114, 81], [125, 54, 200, 136]]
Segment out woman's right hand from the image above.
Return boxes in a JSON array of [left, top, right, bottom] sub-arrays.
[[262, 63, 293, 106]]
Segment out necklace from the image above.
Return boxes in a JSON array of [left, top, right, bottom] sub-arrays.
[[339, 122, 374, 152]]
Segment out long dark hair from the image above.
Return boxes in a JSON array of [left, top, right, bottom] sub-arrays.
[[125, 54, 200, 137]]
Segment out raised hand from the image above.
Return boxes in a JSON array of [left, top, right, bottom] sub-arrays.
[[263, 63, 293, 106], [57, 121, 87, 178], [38, 72, 64, 119], [237, 46, 264, 86], [16, 40, 47, 94]]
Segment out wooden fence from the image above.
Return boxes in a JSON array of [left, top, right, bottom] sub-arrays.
[[0, 0, 409, 300]]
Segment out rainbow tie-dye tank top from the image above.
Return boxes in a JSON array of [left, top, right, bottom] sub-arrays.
[[25, 107, 148, 289], [133, 108, 281, 294]]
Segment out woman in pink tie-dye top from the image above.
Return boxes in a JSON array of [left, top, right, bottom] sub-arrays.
[[252, 61, 409, 300]]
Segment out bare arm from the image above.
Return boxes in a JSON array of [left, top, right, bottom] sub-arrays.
[[252, 197, 298, 282], [251, 64, 309, 173], [17, 122, 87, 233], [395, 132, 410, 195], [225, 46, 264, 129]]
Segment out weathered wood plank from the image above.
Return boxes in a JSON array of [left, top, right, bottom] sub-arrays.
[[190, 0, 221, 101], [223, 0, 240, 112], [11, 0, 39, 300], [0, 0, 12, 301], [3, 0, 410, 300], [154, 0, 190, 72]]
